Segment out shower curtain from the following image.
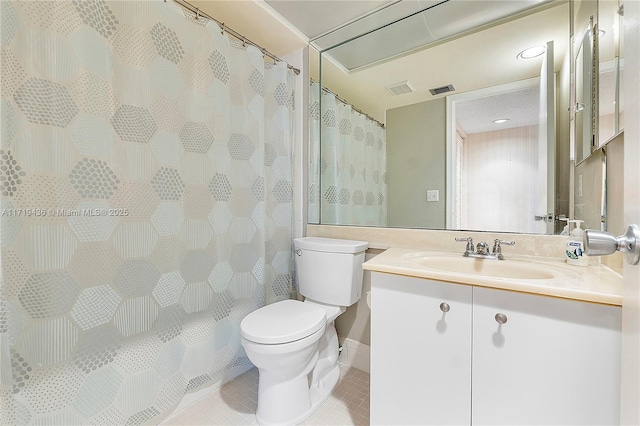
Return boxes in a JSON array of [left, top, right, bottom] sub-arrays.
[[309, 81, 387, 226], [0, 1, 295, 424]]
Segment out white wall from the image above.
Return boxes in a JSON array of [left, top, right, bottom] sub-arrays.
[[463, 125, 539, 233]]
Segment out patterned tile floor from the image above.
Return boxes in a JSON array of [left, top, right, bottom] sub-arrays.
[[161, 365, 370, 425]]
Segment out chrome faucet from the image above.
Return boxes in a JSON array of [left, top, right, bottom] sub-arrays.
[[476, 241, 490, 255], [455, 237, 515, 260]]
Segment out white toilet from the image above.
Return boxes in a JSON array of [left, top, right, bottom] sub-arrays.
[[240, 237, 368, 425]]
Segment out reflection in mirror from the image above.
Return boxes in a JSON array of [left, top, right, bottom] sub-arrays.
[[313, 1, 573, 234], [598, 0, 624, 146], [599, 59, 618, 143], [444, 39, 556, 235], [575, 18, 594, 165], [598, 0, 618, 143], [598, 0, 624, 144], [308, 81, 387, 226], [447, 79, 551, 234]]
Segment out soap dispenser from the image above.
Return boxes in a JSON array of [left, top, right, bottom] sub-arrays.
[[565, 220, 589, 266]]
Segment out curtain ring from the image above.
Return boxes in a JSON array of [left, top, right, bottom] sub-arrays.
[[195, 8, 200, 20], [221, 23, 225, 35], [241, 37, 246, 47]]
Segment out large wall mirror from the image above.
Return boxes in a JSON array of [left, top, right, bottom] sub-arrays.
[[308, 0, 614, 235]]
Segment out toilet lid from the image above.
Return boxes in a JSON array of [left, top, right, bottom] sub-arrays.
[[240, 300, 326, 344]]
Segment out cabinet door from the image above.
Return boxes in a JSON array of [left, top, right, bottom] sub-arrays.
[[370, 273, 472, 425], [472, 286, 621, 425]]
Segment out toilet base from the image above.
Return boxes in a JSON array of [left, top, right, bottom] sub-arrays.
[[308, 363, 340, 414], [253, 323, 342, 425], [256, 364, 340, 426]]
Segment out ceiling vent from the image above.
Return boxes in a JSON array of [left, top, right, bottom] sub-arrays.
[[429, 84, 456, 96], [385, 80, 415, 96]]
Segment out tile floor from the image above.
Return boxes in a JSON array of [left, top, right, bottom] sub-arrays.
[[162, 365, 370, 425]]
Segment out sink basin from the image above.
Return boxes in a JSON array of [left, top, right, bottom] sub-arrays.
[[402, 253, 556, 280]]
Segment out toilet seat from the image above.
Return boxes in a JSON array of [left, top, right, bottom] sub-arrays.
[[241, 299, 326, 344]]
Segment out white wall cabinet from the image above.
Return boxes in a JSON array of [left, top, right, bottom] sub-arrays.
[[370, 272, 621, 426]]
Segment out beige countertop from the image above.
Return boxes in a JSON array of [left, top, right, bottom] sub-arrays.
[[363, 248, 623, 306]]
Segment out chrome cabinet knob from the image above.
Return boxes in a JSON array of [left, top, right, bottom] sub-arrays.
[[439, 303, 450, 313], [495, 313, 508, 324]]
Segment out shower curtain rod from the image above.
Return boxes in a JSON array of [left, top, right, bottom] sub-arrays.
[[311, 79, 385, 128], [170, 0, 301, 75]]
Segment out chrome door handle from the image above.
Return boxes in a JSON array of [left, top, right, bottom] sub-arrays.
[[535, 213, 553, 222], [584, 224, 640, 265]]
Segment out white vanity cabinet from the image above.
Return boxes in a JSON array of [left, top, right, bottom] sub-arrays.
[[472, 286, 621, 425], [370, 273, 472, 425], [370, 272, 621, 426]]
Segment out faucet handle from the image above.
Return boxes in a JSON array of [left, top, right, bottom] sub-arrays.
[[492, 239, 516, 259], [455, 237, 474, 254]]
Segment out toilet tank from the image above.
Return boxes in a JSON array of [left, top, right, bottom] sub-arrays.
[[294, 237, 368, 306]]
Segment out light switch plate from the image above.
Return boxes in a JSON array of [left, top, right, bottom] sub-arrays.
[[426, 189, 439, 202]]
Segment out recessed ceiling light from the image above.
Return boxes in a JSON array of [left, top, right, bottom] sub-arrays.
[[517, 45, 545, 60], [493, 118, 510, 124]]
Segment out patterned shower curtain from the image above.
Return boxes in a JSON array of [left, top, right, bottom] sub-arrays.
[[308, 81, 387, 226], [0, 1, 295, 424]]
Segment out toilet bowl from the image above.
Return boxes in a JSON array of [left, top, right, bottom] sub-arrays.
[[241, 300, 328, 425], [240, 237, 368, 425]]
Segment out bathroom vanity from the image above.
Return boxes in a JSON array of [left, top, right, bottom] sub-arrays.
[[366, 248, 622, 426]]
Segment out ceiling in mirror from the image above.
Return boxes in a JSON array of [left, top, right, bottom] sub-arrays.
[[297, 0, 570, 125], [457, 86, 540, 134], [266, 0, 555, 71], [322, 0, 553, 71]]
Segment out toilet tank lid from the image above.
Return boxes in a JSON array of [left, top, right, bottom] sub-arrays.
[[294, 237, 368, 254]]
